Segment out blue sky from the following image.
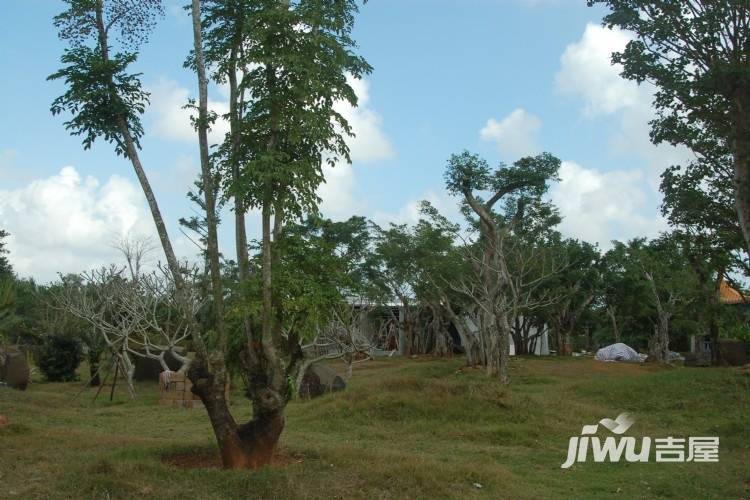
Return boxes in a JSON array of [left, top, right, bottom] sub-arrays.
[[0, 0, 691, 281]]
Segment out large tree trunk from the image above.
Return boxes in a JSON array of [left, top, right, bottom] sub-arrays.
[[225, 13, 253, 343], [552, 326, 565, 356], [709, 272, 723, 366], [442, 297, 482, 366], [606, 306, 620, 343], [648, 317, 670, 363], [644, 271, 671, 363], [191, 0, 226, 350], [489, 309, 511, 384], [731, 92, 750, 261], [512, 316, 529, 355], [191, 359, 285, 468], [429, 304, 451, 357]]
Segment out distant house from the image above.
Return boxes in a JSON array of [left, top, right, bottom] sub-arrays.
[[689, 279, 749, 366], [718, 279, 749, 306]]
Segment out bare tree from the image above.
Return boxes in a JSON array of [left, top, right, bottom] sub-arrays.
[[112, 235, 156, 281], [53, 264, 201, 390], [300, 299, 376, 386], [442, 152, 562, 382]]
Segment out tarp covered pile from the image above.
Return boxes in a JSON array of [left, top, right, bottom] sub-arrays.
[[594, 343, 645, 363]]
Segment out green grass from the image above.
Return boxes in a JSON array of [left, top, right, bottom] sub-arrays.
[[1, 357, 748, 499]]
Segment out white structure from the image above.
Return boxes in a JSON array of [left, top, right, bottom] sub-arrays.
[[509, 327, 550, 356], [464, 316, 550, 356]]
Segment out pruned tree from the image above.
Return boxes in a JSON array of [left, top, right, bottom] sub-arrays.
[[302, 298, 376, 383], [443, 151, 561, 383], [52, 264, 200, 387]]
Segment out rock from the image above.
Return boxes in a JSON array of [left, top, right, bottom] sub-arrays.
[[299, 363, 346, 399], [0, 346, 30, 390]]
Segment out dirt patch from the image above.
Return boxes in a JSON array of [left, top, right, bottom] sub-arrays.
[[162, 447, 304, 470]]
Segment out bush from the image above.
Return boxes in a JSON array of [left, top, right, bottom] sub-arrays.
[[37, 335, 82, 382]]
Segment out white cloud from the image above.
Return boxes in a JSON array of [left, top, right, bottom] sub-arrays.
[[555, 23, 693, 183], [549, 160, 667, 246], [318, 77, 394, 220], [149, 75, 392, 163], [148, 78, 230, 146], [371, 190, 460, 228], [147, 75, 391, 222], [555, 24, 640, 117], [480, 108, 542, 159], [147, 154, 200, 197], [0, 167, 158, 282], [0, 149, 22, 183], [334, 76, 394, 163], [318, 163, 364, 221]]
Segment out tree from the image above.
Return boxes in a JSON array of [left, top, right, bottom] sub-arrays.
[[601, 236, 699, 362], [49, 0, 372, 469], [444, 151, 560, 383], [661, 160, 745, 364], [200, 0, 371, 468], [370, 222, 420, 355], [46, 274, 106, 386], [190, 0, 226, 357], [0, 230, 15, 341], [500, 200, 568, 355], [37, 335, 83, 382], [369, 203, 464, 357], [47, 0, 203, 361], [589, 1, 750, 259], [542, 238, 600, 356], [54, 264, 198, 388], [0, 230, 12, 281], [272, 216, 373, 342]]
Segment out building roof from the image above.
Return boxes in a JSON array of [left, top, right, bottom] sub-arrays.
[[719, 279, 748, 305]]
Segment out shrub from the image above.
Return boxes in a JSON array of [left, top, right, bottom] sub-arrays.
[[37, 335, 82, 382]]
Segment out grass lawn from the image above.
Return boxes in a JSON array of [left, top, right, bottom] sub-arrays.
[[1, 356, 748, 499]]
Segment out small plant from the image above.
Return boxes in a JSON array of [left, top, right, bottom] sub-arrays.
[[37, 335, 82, 382]]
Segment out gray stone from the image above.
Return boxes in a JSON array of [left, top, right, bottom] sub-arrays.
[[299, 363, 346, 399]]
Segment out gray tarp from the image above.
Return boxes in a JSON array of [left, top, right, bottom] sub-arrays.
[[594, 343, 644, 363]]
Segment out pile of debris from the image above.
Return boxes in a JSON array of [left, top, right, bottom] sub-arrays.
[[594, 343, 646, 363]]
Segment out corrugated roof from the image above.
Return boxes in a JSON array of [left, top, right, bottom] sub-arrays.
[[719, 279, 747, 305]]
